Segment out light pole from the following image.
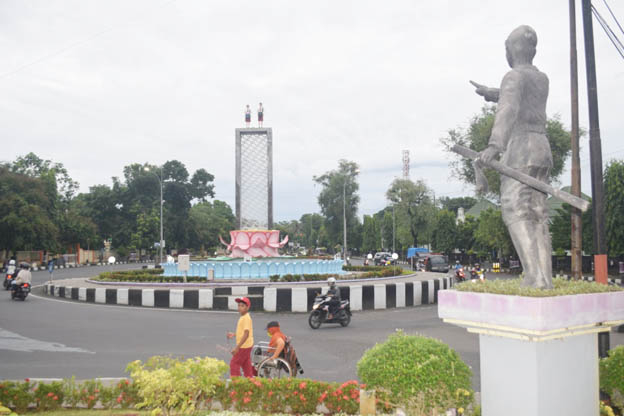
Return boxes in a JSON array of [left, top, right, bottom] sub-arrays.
[[392, 203, 395, 254], [343, 178, 348, 265], [145, 166, 164, 265]]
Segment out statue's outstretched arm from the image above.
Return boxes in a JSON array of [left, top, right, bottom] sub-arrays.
[[470, 80, 500, 103]]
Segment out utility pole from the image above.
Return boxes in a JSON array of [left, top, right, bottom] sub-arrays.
[[569, 0, 583, 280], [581, 0, 609, 357]]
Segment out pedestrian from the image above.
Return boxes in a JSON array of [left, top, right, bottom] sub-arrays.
[[245, 104, 251, 127], [226, 297, 254, 377], [257, 102, 264, 127]]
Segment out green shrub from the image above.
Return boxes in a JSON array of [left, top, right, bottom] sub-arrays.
[[357, 330, 473, 413], [33, 380, 64, 410], [601, 346, 624, 412], [456, 277, 623, 297], [126, 355, 228, 415]]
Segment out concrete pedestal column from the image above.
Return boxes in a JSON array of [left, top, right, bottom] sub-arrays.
[[480, 333, 598, 416]]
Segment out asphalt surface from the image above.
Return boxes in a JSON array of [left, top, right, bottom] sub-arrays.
[[1, 263, 622, 392]]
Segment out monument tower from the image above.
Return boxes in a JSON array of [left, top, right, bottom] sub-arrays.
[[235, 127, 273, 229], [220, 109, 287, 257]]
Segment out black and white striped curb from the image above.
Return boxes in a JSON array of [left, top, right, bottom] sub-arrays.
[[555, 273, 624, 285], [43, 277, 453, 312], [26, 260, 154, 272]]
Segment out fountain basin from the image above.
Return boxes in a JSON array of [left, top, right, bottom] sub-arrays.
[[162, 258, 344, 280]]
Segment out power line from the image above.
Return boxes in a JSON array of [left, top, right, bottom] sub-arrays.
[[592, 4, 624, 60], [602, 0, 624, 36], [0, 0, 178, 81]]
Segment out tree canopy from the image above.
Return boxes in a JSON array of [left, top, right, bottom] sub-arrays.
[[440, 106, 572, 199]]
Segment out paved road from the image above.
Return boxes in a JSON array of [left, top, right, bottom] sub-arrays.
[[1, 264, 622, 392]]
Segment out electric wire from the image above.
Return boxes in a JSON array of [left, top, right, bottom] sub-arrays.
[[0, 0, 178, 81], [601, 0, 624, 36], [592, 5, 624, 60]]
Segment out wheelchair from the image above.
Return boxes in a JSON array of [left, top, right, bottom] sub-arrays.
[[250, 341, 294, 378]]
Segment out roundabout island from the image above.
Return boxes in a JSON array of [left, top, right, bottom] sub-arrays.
[[42, 263, 453, 313]]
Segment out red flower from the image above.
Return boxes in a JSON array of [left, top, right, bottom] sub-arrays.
[[117, 396, 122, 403], [360, 383, 367, 389], [94, 389, 99, 393], [124, 379, 129, 385], [336, 389, 343, 395], [53, 396, 58, 401], [243, 397, 251, 404], [300, 395, 306, 402], [299, 381, 307, 390], [268, 391, 273, 397], [47, 392, 54, 397], [229, 391, 236, 398], [24, 378, 30, 383], [343, 395, 349, 400], [319, 392, 327, 403]]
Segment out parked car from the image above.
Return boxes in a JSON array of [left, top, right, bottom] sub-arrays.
[[424, 254, 449, 273]]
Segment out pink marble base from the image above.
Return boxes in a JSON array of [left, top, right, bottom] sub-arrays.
[[219, 230, 288, 258], [438, 290, 624, 333]]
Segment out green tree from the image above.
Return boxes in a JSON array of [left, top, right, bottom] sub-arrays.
[[439, 196, 477, 215], [432, 209, 457, 255], [441, 106, 572, 198], [550, 203, 594, 254], [130, 206, 160, 254], [361, 215, 379, 254], [11, 152, 79, 202], [385, 178, 435, 248], [299, 213, 325, 249], [0, 166, 59, 252], [473, 208, 513, 260], [604, 160, 624, 256], [313, 160, 360, 248], [187, 200, 235, 253], [456, 215, 478, 253]]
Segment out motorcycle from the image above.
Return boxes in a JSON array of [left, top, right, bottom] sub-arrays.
[[11, 282, 30, 301], [308, 295, 352, 329], [3, 273, 15, 290], [470, 268, 485, 281], [455, 267, 466, 283]]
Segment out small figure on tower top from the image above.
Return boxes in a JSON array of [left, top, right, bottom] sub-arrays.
[[244, 104, 251, 128], [258, 102, 264, 127]]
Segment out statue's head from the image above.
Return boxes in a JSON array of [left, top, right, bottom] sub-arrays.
[[505, 25, 537, 67]]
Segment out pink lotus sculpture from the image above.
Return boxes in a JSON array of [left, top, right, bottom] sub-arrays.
[[219, 230, 289, 258]]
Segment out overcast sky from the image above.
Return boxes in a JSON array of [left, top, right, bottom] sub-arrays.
[[1, 0, 623, 222]]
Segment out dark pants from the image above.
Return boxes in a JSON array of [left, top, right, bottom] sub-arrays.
[[230, 347, 253, 377], [328, 299, 340, 316]]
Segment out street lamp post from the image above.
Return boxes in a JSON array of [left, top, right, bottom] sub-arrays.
[[145, 166, 164, 266], [343, 179, 347, 265]]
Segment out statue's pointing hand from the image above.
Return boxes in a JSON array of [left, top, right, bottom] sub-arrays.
[[470, 80, 500, 103]]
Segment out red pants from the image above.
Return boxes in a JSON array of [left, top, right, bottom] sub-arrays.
[[230, 347, 254, 377]]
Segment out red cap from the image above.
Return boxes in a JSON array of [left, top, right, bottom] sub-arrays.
[[235, 297, 251, 307]]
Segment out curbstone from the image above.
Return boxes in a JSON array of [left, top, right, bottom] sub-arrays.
[[43, 276, 453, 312]]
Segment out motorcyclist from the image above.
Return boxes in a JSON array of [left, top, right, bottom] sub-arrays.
[[454, 260, 462, 272], [471, 263, 482, 279], [326, 277, 341, 320], [6, 258, 16, 276], [13, 263, 32, 288]]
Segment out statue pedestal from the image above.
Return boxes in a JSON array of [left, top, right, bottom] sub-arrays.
[[438, 290, 624, 416]]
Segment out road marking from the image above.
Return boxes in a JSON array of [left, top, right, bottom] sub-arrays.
[[28, 292, 237, 315], [0, 328, 95, 353]]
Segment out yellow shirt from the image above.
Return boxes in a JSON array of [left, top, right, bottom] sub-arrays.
[[236, 313, 254, 349]]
